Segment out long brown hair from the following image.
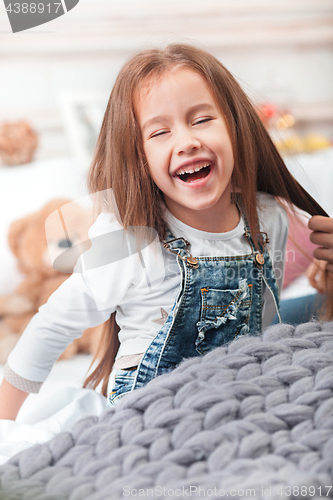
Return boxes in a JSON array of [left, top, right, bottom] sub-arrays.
[[84, 43, 328, 395]]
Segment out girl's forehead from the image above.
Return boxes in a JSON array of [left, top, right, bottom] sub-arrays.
[[138, 66, 207, 93], [134, 66, 214, 112]]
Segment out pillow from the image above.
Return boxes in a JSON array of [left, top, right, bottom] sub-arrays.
[[0, 157, 88, 294]]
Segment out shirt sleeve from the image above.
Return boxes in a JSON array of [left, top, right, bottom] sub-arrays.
[[257, 194, 289, 328], [6, 271, 114, 387], [3, 363, 43, 393], [5, 212, 142, 390]]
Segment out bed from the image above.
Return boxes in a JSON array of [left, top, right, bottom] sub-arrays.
[[0, 148, 332, 468], [1, 320, 333, 499]]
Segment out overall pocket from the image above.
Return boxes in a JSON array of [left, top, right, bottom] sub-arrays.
[[108, 367, 137, 406], [196, 278, 253, 354]]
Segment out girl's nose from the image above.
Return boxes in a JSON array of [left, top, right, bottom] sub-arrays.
[[176, 131, 201, 155]]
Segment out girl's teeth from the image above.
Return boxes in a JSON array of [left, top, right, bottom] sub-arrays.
[[176, 163, 211, 176]]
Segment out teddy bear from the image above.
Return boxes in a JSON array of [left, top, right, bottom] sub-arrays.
[[0, 198, 104, 364], [0, 121, 38, 166]]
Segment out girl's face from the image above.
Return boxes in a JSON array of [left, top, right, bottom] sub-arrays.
[[135, 66, 235, 229]]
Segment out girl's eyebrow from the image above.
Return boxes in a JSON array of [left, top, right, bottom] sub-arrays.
[[141, 103, 215, 133], [142, 115, 171, 133], [187, 103, 215, 115]]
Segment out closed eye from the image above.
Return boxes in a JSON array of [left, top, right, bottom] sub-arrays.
[[194, 117, 213, 125], [193, 117, 213, 126], [150, 130, 170, 139]]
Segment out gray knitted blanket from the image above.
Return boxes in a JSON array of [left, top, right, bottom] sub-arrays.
[[1, 321, 333, 500]]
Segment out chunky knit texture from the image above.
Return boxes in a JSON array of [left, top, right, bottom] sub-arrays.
[[1, 321, 333, 500]]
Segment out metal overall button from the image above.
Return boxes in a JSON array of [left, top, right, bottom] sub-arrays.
[[163, 237, 199, 268], [256, 253, 265, 265]]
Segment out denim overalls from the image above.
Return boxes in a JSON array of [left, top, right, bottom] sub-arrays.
[[108, 209, 281, 405]]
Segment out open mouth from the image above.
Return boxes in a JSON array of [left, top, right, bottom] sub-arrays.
[[175, 162, 211, 183]]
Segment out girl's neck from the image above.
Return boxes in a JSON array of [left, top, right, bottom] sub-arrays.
[[166, 200, 240, 234]]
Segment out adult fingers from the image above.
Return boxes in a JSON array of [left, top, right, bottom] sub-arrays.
[[313, 247, 333, 262], [309, 216, 333, 265], [309, 230, 333, 248], [308, 215, 333, 233]]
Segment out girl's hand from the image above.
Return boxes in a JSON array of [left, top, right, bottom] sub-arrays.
[[307, 258, 327, 294], [308, 216, 333, 274]]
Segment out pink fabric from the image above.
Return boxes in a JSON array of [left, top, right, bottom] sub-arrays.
[[283, 215, 317, 288]]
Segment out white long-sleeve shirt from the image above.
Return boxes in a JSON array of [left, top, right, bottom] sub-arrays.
[[6, 193, 288, 392]]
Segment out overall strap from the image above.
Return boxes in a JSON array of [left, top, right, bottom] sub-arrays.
[[236, 195, 269, 266], [163, 228, 199, 269], [236, 196, 281, 322]]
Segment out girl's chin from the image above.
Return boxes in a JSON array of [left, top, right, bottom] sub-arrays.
[[167, 195, 227, 214]]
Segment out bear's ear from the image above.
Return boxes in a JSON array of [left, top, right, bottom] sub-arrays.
[[8, 216, 32, 258]]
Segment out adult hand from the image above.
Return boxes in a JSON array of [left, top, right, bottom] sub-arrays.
[[306, 258, 327, 293], [308, 216, 333, 274]]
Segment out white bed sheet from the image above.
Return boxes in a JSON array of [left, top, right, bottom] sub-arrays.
[[0, 355, 107, 465]]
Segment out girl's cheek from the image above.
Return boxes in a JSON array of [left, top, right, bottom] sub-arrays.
[[146, 150, 162, 167]]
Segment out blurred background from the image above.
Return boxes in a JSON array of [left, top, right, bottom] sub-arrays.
[[0, 0, 332, 293], [1, 0, 333, 160]]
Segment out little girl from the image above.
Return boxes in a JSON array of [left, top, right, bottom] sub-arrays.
[[0, 44, 330, 416]]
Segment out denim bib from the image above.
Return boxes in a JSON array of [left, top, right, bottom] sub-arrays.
[[108, 210, 281, 405]]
